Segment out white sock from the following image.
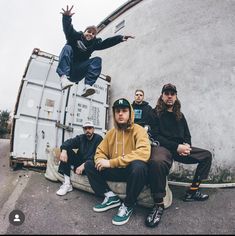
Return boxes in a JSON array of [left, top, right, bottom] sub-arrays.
[[64, 174, 71, 185], [104, 191, 116, 198]]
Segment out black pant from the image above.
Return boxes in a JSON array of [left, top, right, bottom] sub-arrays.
[[84, 160, 148, 207], [148, 146, 212, 200], [58, 149, 84, 177]]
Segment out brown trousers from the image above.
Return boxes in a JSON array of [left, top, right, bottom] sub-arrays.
[[148, 146, 212, 200]]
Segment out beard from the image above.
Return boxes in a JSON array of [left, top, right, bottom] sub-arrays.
[[85, 133, 93, 140], [117, 122, 130, 130], [165, 103, 173, 109]]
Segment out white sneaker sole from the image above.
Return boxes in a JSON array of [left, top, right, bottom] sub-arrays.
[[112, 211, 133, 226], [93, 201, 121, 212], [56, 187, 73, 196]]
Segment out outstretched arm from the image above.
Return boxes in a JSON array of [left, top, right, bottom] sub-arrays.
[[60, 5, 82, 40], [95, 35, 135, 50], [61, 5, 75, 16]]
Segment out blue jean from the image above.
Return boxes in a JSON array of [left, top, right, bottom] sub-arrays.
[[56, 45, 102, 86]]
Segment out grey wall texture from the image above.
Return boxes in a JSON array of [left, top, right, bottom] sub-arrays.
[[94, 0, 235, 183]]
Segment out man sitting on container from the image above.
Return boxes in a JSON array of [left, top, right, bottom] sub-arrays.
[[56, 5, 134, 97], [85, 98, 150, 226], [56, 121, 103, 196], [145, 83, 212, 228]]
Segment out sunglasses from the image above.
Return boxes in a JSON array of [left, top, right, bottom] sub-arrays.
[[164, 91, 176, 96]]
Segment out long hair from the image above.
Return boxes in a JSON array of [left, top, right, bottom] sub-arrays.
[[154, 95, 183, 121]]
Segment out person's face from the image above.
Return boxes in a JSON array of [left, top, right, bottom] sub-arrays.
[[83, 126, 94, 138], [135, 91, 144, 104], [114, 107, 130, 124], [162, 90, 177, 107], [83, 29, 96, 41]]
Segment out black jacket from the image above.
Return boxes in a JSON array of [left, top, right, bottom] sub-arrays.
[[62, 15, 124, 63], [131, 101, 155, 128], [60, 133, 103, 161], [151, 111, 191, 154]]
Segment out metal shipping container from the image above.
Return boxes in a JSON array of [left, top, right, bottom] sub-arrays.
[[10, 48, 110, 167]]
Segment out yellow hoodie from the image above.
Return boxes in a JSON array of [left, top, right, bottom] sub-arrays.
[[94, 99, 151, 168]]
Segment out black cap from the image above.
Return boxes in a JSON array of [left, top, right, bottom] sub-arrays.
[[161, 83, 177, 94], [112, 98, 130, 109]]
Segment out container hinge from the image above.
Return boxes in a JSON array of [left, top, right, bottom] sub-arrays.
[[55, 122, 73, 132]]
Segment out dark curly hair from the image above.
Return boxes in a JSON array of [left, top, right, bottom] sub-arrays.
[[154, 95, 183, 121]]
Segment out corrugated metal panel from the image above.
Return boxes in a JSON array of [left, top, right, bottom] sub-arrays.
[[10, 49, 110, 165]]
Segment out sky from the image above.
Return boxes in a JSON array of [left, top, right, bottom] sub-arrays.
[[0, 0, 127, 112]]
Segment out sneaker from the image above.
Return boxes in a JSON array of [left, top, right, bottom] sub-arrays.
[[93, 195, 121, 212], [112, 203, 133, 226], [61, 75, 73, 90], [56, 183, 73, 196], [81, 85, 95, 97], [183, 189, 209, 202], [145, 205, 164, 228]]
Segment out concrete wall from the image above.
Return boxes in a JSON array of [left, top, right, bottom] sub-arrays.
[[94, 0, 235, 183]]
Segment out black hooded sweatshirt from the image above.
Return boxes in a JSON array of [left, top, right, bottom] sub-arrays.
[[62, 15, 124, 63], [131, 101, 155, 128], [60, 133, 103, 162]]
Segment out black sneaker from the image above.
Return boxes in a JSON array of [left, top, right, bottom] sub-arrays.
[[183, 190, 209, 202], [145, 205, 164, 228]]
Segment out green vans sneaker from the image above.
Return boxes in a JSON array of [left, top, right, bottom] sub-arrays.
[[93, 195, 121, 212], [112, 203, 133, 226]]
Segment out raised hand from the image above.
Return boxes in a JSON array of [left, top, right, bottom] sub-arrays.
[[122, 35, 135, 41], [61, 5, 75, 16]]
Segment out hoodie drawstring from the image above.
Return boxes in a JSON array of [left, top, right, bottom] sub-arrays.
[[122, 130, 125, 157], [115, 131, 118, 155], [115, 130, 125, 157]]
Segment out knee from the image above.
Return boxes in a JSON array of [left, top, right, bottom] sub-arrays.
[[63, 45, 73, 51], [84, 160, 95, 172], [92, 57, 102, 65], [148, 159, 170, 173], [205, 151, 212, 163], [61, 45, 73, 55], [130, 161, 148, 177]]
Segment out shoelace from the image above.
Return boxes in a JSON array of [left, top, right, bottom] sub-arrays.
[[101, 196, 109, 205], [148, 206, 163, 219], [195, 190, 203, 197], [117, 204, 128, 217]]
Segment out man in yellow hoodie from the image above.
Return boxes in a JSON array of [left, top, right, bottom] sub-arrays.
[[85, 98, 151, 226]]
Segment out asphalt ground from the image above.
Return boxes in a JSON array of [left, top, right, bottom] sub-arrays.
[[0, 139, 234, 235]]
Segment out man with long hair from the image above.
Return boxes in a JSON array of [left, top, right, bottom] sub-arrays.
[[145, 83, 212, 228]]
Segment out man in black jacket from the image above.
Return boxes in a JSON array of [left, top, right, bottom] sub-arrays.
[[56, 5, 134, 96], [132, 89, 158, 145], [145, 83, 212, 228], [56, 120, 103, 196], [132, 89, 154, 128]]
